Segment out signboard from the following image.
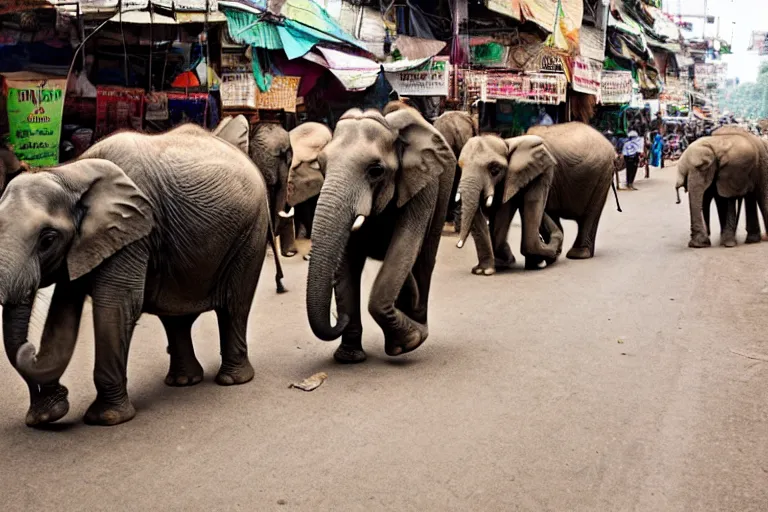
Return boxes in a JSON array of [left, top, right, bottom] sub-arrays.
[[4, 75, 67, 167], [386, 59, 450, 97], [572, 57, 602, 96], [600, 71, 633, 105], [95, 86, 144, 139], [485, 72, 567, 105]]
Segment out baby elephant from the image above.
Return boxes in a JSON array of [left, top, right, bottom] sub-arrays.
[[456, 122, 620, 275], [0, 124, 270, 427]]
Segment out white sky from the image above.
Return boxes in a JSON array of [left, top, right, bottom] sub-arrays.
[[665, 0, 768, 82]]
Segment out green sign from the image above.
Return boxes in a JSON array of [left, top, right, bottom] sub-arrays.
[[5, 76, 67, 167]]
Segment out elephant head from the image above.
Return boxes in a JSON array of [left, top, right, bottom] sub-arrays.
[[306, 107, 455, 341], [0, 159, 152, 385], [455, 134, 556, 248], [287, 122, 332, 207], [236, 122, 292, 223]]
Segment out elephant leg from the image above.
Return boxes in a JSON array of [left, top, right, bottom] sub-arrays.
[[520, 191, 560, 268], [713, 194, 727, 235], [215, 231, 265, 386], [162, 314, 203, 387], [540, 213, 565, 262], [24, 280, 87, 427], [719, 198, 738, 248], [368, 187, 437, 356], [85, 250, 148, 426], [277, 217, 297, 257], [687, 173, 712, 248], [745, 194, 762, 243], [491, 201, 517, 270], [333, 249, 367, 364], [469, 209, 496, 276]]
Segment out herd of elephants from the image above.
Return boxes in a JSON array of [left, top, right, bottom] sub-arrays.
[[0, 100, 766, 428]]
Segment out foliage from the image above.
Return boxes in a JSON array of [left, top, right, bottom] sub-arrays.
[[718, 62, 768, 119]]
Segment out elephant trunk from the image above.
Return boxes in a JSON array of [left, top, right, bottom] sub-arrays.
[[306, 175, 358, 341], [457, 177, 484, 248], [3, 302, 78, 385]]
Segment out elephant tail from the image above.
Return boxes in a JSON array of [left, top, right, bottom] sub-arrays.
[[611, 179, 622, 213], [266, 214, 287, 294]]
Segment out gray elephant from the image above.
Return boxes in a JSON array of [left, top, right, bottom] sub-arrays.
[[433, 111, 478, 232], [0, 124, 270, 427], [306, 105, 456, 363], [456, 122, 619, 275], [286, 122, 332, 247], [676, 126, 768, 248]]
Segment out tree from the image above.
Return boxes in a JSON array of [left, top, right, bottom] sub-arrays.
[[719, 63, 768, 119]]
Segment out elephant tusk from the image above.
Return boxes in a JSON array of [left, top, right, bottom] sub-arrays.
[[485, 195, 494, 208], [456, 239, 464, 249], [278, 207, 295, 219], [455, 192, 461, 203], [351, 215, 366, 232]]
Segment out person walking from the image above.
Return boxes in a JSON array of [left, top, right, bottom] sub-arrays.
[[622, 130, 644, 190], [650, 132, 664, 169]]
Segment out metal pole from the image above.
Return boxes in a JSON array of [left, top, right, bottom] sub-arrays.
[[702, 0, 707, 39]]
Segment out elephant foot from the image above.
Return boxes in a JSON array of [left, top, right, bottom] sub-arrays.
[[215, 359, 255, 386], [165, 362, 204, 387], [84, 398, 136, 426], [472, 263, 496, 276], [721, 237, 737, 248], [334, 344, 367, 364], [385, 322, 428, 357], [566, 247, 593, 260], [762, 234, 768, 242], [495, 256, 516, 270], [745, 233, 762, 244], [688, 236, 712, 248], [281, 249, 298, 258], [26, 383, 69, 427]]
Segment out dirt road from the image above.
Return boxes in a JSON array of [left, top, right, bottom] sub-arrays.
[[1, 167, 767, 511]]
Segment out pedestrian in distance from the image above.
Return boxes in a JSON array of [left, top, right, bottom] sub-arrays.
[[622, 130, 644, 190]]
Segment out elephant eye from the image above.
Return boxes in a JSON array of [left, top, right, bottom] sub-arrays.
[[38, 229, 58, 253], [488, 163, 504, 176], [367, 164, 386, 181]]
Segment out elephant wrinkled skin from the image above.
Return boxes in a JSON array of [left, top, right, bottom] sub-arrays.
[[0, 124, 270, 427], [305, 105, 456, 363], [456, 122, 617, 275]]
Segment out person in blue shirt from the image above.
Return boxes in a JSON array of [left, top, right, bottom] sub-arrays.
[[650, 132, 664, 168]]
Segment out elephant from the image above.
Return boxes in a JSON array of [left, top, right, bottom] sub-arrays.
[[0, 124, 270, 427], [306, 105, 456, 363], [455, 122, 620, 275], [676, 126, 768, 248], [250, 122, 298, 257], [433, 111, 478, 232], [286, 122, 333, 251]]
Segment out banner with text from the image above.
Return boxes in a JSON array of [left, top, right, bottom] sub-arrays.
[[386, 59, 449, 97], [572, 57, 602, 97], [5, 76, 67, 167], [485, 72, 567, 104], [600, 71, 633, 105]]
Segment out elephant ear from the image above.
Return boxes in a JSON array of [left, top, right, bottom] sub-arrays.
[[385, 108, 456, 208], [53, 159, 154, 281], [213, 115, 250, 154], [503, 135, 557, 203]]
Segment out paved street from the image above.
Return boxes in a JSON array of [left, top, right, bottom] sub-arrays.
[[1, 166, 767, 511]]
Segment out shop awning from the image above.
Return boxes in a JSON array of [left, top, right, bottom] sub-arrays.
[[46, 0, 220, 16], [218, 0, 365, 51], [483, 0, 583, 34], [392, 35, 446, 61]]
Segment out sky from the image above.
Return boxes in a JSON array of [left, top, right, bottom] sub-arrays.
[[665, 0, 768, 82]]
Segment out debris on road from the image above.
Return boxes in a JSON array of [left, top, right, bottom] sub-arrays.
[[729, 348, 768, 362], [289, 372, 328, 391]]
